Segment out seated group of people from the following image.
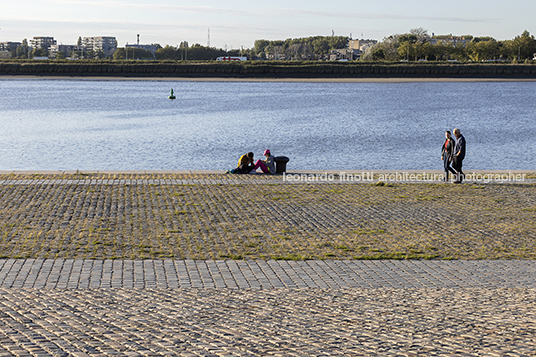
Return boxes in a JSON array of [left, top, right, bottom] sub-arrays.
[[231, 150, 276, 174]]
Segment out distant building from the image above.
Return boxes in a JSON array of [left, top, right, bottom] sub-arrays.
[[331, 39, 378, 60], [348, 39, 377, 52], [267, 53, 287, 60], [49, 44, 77, 58], [329, 48, 360, 61], [29, 37, 57, 50], [82, 36, 117, 57], [0, 42, 22, 51]]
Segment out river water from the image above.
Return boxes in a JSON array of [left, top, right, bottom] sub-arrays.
[[0, 79, 534, 170]]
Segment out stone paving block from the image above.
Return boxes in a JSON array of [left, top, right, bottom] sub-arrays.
[[89, 260, 103, 288], [100, 260, 114, 288], [174, 260, 191, 288], [214, 261, 238, 289], [2, 259, 536, 290], [123, 260, 134, 289], [163, 259, 178, 289], [78, 260, 93, 289], [143, 260, 157, 289], [226, 260, 250, 289], [55, 259, 74, 289], [67, 260, 84, 289]]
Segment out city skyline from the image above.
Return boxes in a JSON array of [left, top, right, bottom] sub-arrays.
[[1, 0, 535, 49]]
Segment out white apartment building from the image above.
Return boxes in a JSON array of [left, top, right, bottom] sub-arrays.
[[82, 36, 117, 57], [29, 37, 57, 50]]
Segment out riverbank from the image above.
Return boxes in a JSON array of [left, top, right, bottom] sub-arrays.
[[1, 61, 536, 79], [3, 75, 536, 82]]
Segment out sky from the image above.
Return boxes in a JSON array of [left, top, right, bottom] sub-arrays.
[[1, 0, 535, 50]]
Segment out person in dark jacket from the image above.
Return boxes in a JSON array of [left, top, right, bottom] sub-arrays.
[[452, 128, 466, 183], [441, 131, 457, 182], [236, 152, 254, 173]]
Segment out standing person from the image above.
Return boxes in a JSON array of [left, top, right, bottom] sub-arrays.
[[452, 128, 466, 183], [441, 131, 457, 182], [252, 149, 276, 174], [237, 152, 254, 173]]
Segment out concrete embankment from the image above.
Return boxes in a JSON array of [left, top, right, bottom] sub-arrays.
[[1, 61, 536, 78]]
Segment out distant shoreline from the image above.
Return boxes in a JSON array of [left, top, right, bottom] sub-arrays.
[[2, 75, 536, 83], [2, 61, 535, 80]]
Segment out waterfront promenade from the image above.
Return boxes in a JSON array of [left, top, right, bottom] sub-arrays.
[[1, 171, 535, 356]]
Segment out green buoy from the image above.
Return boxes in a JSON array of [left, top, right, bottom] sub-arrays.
[[168, 88, 176, 100]]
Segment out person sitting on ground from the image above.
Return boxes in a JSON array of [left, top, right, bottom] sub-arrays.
[[252, 149, 276, 174], [236, 152, 255, 174]]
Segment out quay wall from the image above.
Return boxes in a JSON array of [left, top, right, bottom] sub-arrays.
[[1, 61, 536, 78]]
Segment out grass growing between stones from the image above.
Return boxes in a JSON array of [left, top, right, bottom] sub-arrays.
[[0, 173, 535, 260]]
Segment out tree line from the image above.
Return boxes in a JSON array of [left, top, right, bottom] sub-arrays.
[[362, 28, 536, 62], [251, 36, 350, 60], [4, 31, 536, 62]]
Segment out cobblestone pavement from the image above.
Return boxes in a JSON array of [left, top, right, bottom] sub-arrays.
[[1, 287, 535, 356], [1, 259, 536, 289], [0, 260, 536, 356], [1, 173, 536, 260], [1, 173, 536, 355]]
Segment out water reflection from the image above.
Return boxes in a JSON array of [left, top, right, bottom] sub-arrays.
[[0, 79, 534, 170]]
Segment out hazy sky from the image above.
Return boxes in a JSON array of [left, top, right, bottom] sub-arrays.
[[1, 0, 535, 49]]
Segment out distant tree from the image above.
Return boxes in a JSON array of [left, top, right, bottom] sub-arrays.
[[114, 47, 154, 60], [371, 47, 385, 60], [360, 35, 398, 61], [410, 27, 429, 39], [476, 37, 496, 43], [467, 38, 498, 61], [16, 39, 29, 59], [254, 40, 270, 55], [77, 36, 82, 47], [251, 36, 349, 59], [397, 41, 414, 61], [155, 45, 180, 60], [31, 47, 47, 58], [94, 49, 106, 59], [55, 51, 66, 60], [449, 42, 467, 61], [398, 34, 418, 45], [509, 30, 536, 60], [397, 29, 430, 60], [185, 43, 233, 60]]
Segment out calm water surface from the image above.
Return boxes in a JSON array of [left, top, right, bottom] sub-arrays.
[[0, 79, 534, 170]]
